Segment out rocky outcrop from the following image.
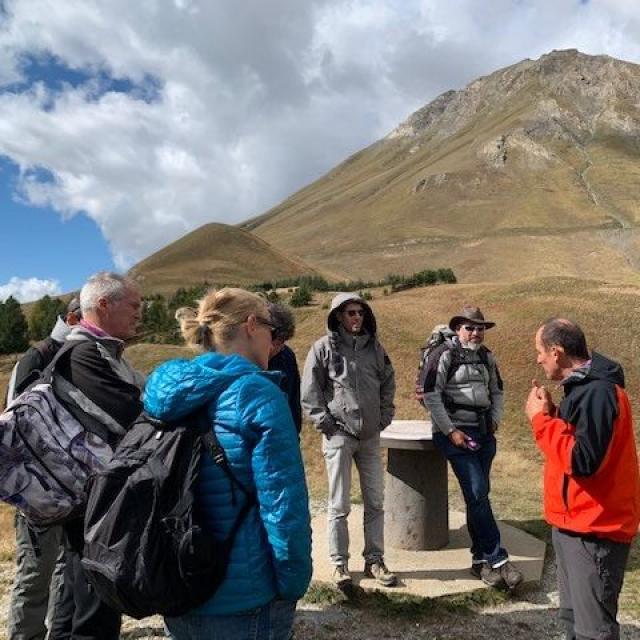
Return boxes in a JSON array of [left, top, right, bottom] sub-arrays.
[[388, 49, 640, 147]]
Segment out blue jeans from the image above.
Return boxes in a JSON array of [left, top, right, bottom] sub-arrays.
[[434, 429, 507, 567], [165, 599, 297, 640]]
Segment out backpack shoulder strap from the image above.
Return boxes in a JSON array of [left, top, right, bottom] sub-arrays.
[[193, 410, 254, 501], [194, 409, 257, 544], [420, 341, 454, 393], [445, 344, 466, 383], [478, 346, 491, 368], [40, 339, 88, 385], [33, 338, 61, 368]]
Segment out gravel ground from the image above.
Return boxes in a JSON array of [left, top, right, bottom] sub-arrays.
[[1, 503, 639, 640]]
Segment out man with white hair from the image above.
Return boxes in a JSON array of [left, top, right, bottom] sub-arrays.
[[49, 272, 144, 640]]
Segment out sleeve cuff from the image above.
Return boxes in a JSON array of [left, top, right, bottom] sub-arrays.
[[531, 411, 550, 432]]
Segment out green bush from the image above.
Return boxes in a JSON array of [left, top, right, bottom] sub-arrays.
[[290, 286, 313, 307]]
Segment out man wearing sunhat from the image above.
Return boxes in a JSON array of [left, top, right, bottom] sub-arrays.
[[422, 305, 523, 590]]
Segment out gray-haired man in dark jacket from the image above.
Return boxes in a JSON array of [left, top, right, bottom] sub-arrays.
[[49, 272, 144, 640], [302, 293, 396, 587]]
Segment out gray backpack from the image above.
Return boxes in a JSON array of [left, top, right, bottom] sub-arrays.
[[0, 343, 113, 526]]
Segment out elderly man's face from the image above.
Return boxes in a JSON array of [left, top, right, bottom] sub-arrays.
[[99, 286, 142, 340], [338, 303, 365, 334]]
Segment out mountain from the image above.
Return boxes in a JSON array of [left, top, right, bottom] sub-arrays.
[[129, 223, 318, 295], [245, 49, 640, 284]]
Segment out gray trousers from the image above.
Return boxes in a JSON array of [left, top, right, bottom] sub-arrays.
[[7, 512, 66, 640], [553, 527, 630, 640], [323, 432, 384, 567]]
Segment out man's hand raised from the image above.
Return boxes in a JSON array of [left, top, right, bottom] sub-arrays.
[[525, 379, 556, 422]]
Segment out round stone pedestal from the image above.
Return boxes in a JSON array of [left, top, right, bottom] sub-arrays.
[[381, 420, 449, 550]]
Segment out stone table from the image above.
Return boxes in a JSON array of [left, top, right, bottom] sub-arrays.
[[380, 420, 449, 550]]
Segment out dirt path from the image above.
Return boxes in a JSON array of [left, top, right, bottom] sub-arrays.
[[1, 556, 639, 640]]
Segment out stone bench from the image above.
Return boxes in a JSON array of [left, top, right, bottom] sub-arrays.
[[380, 420, 449, 551]]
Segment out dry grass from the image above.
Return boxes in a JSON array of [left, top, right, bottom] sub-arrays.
[[1, 276, 640, 614], [128, 223, 322, 296]]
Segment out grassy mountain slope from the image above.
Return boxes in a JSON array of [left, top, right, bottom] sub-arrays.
[[245, 50, 640, 283], [128, 223, 319, 296]]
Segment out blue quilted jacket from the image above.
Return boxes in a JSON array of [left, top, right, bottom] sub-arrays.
[[144, 351, 312, 615]]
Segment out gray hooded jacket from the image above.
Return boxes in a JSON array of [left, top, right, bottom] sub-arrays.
[[301, 293, 395, 440]]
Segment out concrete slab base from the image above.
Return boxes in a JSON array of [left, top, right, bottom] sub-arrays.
[[311, 507, 546, 598]]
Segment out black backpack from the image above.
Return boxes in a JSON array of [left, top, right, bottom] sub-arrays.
[[81, 409, 255, 619]]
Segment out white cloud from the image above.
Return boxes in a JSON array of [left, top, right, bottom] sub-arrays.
[[0, 0, 639, 268], [0, 277, 61, 303]]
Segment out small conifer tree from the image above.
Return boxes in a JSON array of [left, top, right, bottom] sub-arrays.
[[0, 296, 29, 354], [29, 295, 66, 341]]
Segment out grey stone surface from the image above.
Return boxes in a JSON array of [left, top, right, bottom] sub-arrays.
[[311, 507, 546, 598], [381, 420, 449, 550]]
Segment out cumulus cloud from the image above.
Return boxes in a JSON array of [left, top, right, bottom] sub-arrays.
[[0, 0, 639, 268], [0, 277, 61, 303]]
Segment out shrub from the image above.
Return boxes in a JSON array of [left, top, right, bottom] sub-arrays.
[[290, 286, 313, 307]]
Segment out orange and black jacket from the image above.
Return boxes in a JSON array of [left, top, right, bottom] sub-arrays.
[[531, 352, 640, 543]]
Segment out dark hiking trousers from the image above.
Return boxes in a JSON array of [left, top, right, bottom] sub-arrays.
[[553, 527, 630, 640], [7, 512, 65, 640], [48, 520, 121, 640], [434, 430, 507, 567]]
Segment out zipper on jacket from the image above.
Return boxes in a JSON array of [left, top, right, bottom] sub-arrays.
[[352, 336, 362, 432], [561, 474, 570, 512]]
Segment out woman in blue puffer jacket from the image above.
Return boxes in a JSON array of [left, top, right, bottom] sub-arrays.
[[144, 288, 312, 640]]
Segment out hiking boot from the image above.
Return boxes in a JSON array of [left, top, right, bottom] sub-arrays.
[[470, 563, 484, 579], [364, 560, 398, 587], [479, 563, 505, 588], [499, 561, 523, 590], [332, 564, 352, 588]]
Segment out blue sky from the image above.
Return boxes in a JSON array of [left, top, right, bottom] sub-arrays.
[[0, 0, 639, 301], [0, 158, 114, 293]]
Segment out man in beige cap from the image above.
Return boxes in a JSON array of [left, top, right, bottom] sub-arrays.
[[422, 305, 522, 590]]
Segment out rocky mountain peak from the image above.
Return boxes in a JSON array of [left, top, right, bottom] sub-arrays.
[[387, 49, 640, 144]]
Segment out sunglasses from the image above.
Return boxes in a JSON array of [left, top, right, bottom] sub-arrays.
[[462, 325, 485, 333], [345, 309, 365, 317], [255, 316, 277, 337]]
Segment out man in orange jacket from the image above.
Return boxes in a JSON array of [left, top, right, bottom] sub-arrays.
[[526, 318, 640, 640]]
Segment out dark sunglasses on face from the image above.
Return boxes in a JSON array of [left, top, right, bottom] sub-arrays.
[[345, 309, 365, 317], [462, 325, 485, 333], [255, 316, 277, 337]]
